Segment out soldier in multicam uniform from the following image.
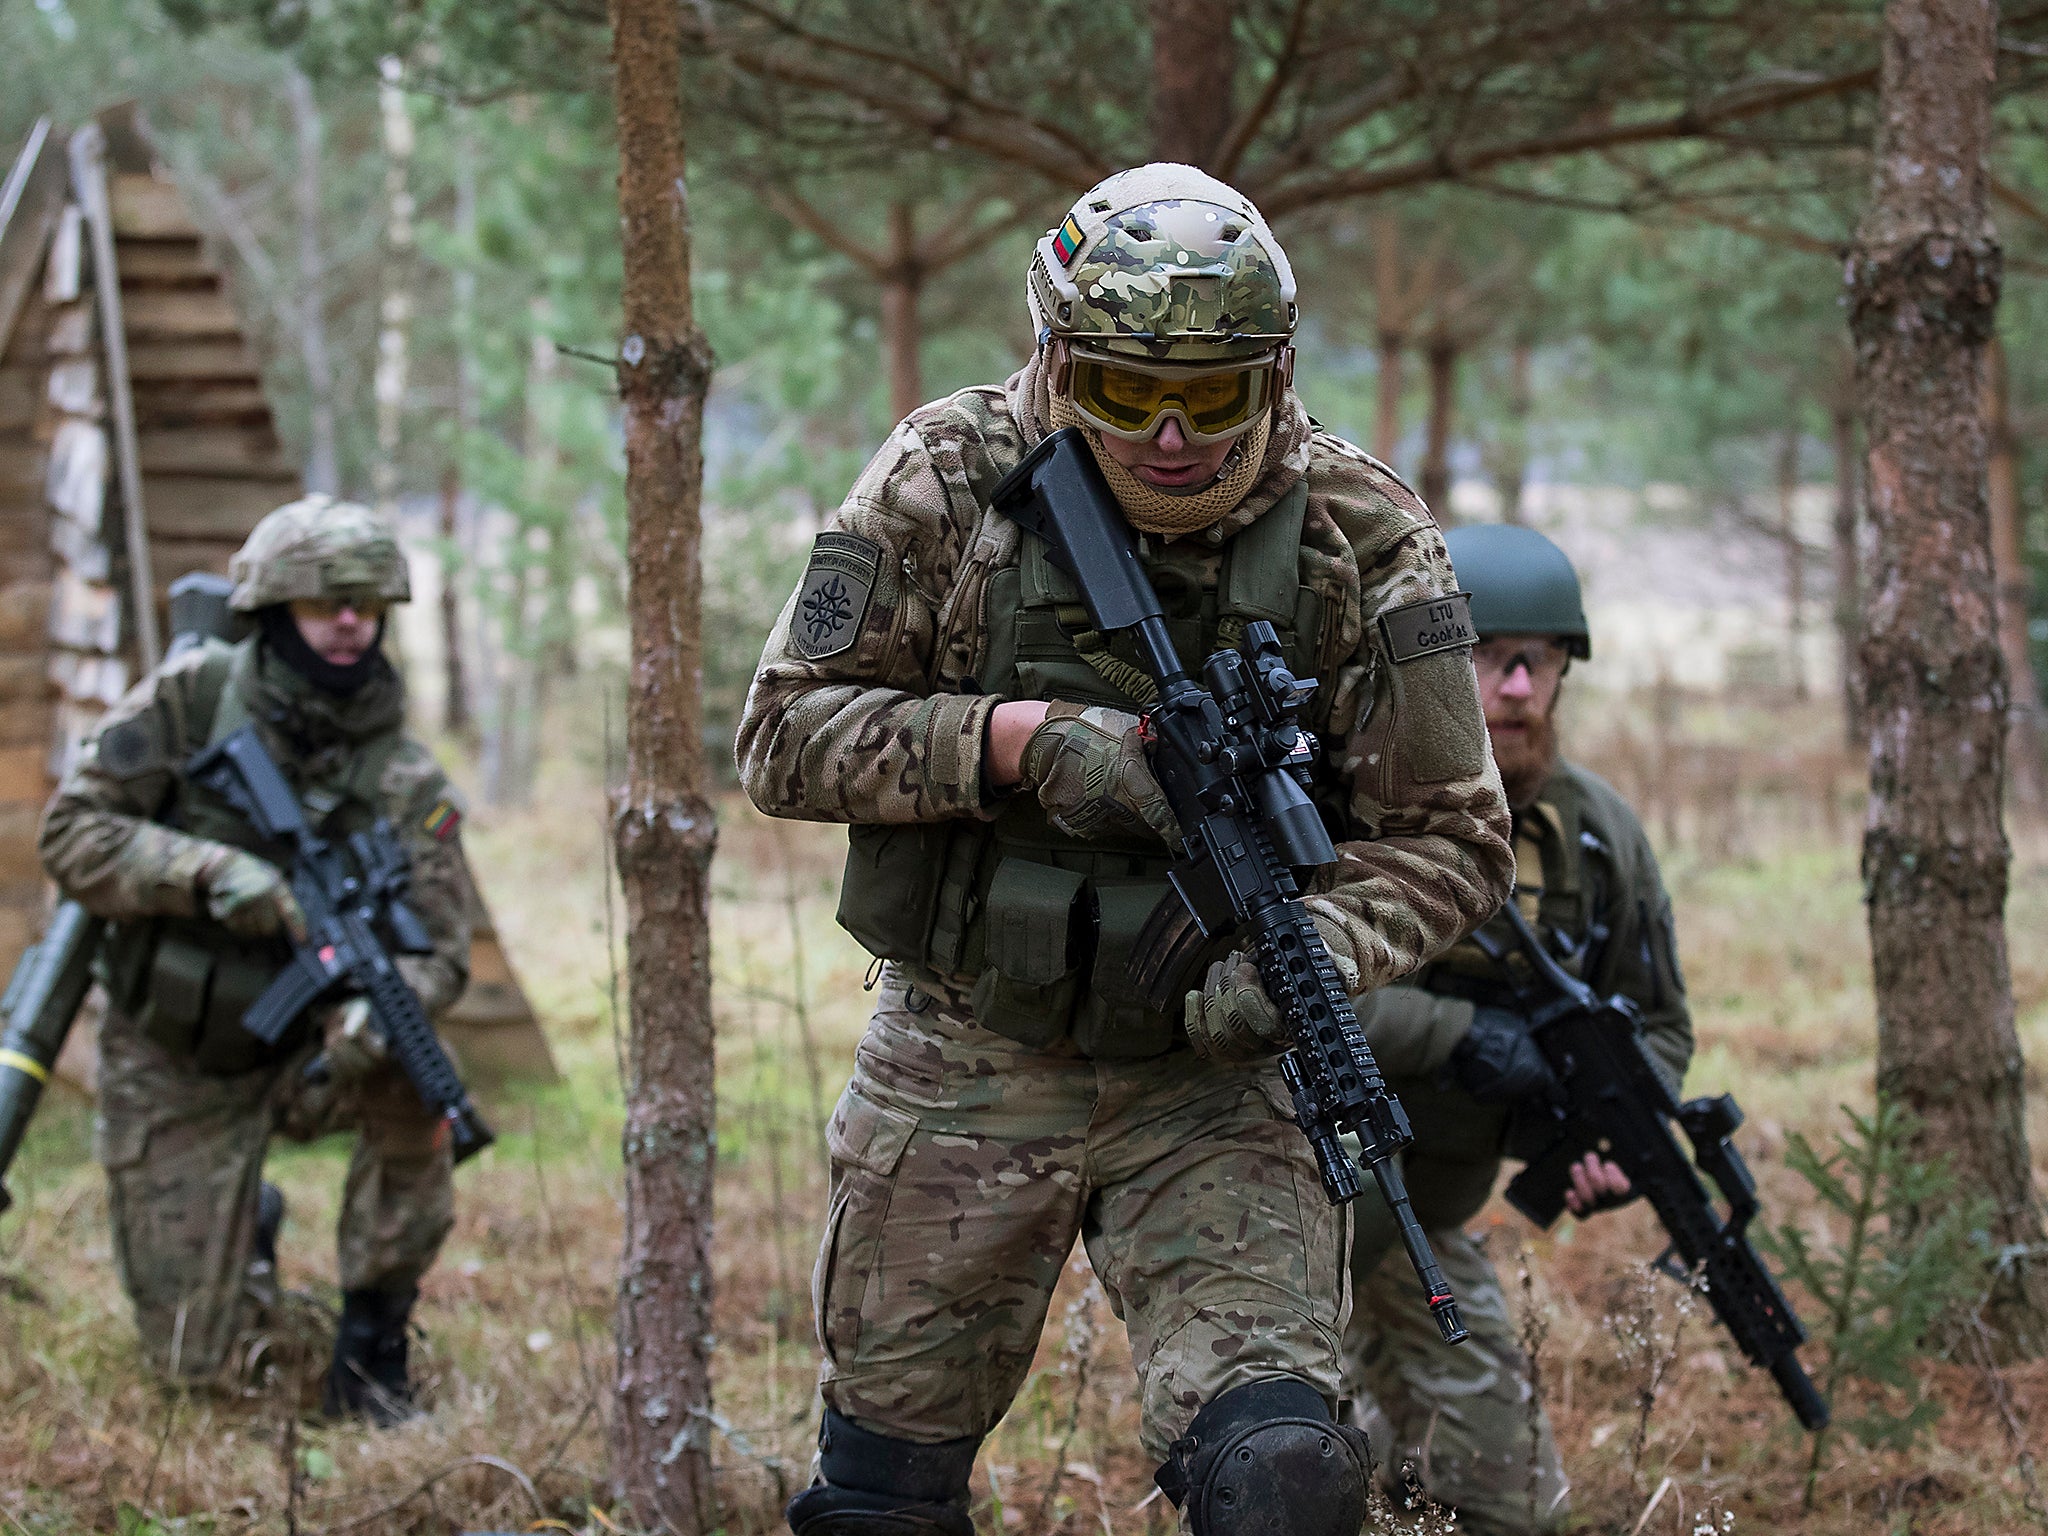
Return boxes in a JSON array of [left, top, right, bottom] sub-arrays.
[[39, 499, 474, 1423], [1340, 524, 1693, 1534], [737, 162, 1514, 1536]]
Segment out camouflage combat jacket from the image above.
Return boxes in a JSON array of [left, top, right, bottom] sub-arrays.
[[1352, 757, 1692, 1173], [738, 366, 1512, 1056], [39, 637, 472, 1074]]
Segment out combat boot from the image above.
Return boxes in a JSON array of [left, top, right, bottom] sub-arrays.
[[323, 1285, 421, 1427], [246, 1182, 286, 1309]]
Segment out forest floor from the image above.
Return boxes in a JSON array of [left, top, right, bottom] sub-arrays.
[[0, 693, 2044, 1536]]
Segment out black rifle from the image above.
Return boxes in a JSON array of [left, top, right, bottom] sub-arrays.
[[0, 573, 244, 1212], [1487, 902, 1829, 1430], [186, 726, 494, 1164], [992, 428, 1468, 1346]]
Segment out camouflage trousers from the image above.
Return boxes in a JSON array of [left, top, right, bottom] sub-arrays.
[[1342, 1163, 1568, 1536], [815, 974, 1347, 1463], [94, 1004, 455, 1382]]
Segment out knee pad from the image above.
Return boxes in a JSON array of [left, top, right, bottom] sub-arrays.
[[1155, 1378, 1373, 1536], [785, 1410, 979, 1536]]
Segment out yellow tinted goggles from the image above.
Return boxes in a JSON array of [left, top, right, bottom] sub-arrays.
[[1066, 356, 1277, 444]]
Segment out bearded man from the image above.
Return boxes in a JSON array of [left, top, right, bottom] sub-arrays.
[[1339, 523, 1694, 1535]]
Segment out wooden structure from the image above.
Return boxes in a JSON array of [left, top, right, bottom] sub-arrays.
[[0, 110, 553, 1085]]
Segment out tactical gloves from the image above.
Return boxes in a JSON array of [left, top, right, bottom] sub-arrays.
[[1018, 702, 1180, 847], [199, 847, 307, 942], [1447, 1005, 1557, 1104], [1184, 915, 1361, 1063]]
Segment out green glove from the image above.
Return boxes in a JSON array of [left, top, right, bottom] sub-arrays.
[[308, 997, 387, 1087], [1018, 702, 1179, 847], [1184, 917, 1362, 1063], [200, 848, 307, 943]]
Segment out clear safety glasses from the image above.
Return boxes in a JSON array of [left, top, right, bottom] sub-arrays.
[[1473, 637, 1571, 686], [1064, 352, 1281, 444]]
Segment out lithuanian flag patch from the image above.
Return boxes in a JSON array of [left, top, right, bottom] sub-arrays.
[[423, 800, 462, 842], [1051, 214, 1085, 266]]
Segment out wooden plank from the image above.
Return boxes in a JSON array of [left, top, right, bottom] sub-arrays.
[[0, 368, 35, 432], [109, 174, 201, 240], [126, 340, 258, 382], [0, 743, 49, 801], [44, 302, 91, 357], [0, 580, 50, 649], [50, 512, 110, 583], [0, 122, 64, 368], [43, 203, 81, 304], [132, 381, 270, 429], [137, 425, 293, 479], [144, 476, 295, 541], [113, 240, 212, 286], [0, 692, 53, 748], [0, 440, 41, 500], [147, 538, 245, 590], [46, 568, 118, 653], [44, 417, 106, 529], [0, 655, 47, 701], [0, 802, 42, 886], [119, 288, 241, 342], [46, 357, 99, 418]]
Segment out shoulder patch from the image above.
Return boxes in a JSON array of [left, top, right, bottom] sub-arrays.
[[791, 531, 881, 660], [95, 714, 164, 780], [422, 799, 462, 842], [1378, 591, 1476, 663]]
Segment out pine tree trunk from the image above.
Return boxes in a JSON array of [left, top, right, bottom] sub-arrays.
[[286, 69, 338, 496], [1148, 0, 1236, 168], [373, 56, 415, 513], [1373, 331, 1405, 465], [1831, 405, 1864, 747], [1778, 426, 1809, 700], [1420, 331, 1457, 519], [608, 0, 721, 1522], [1986, 338, 2047, 811], [881, 201, 923, 425], [1847, 0, 2048, 1357], [438, 466, 471, 736], [1494, 341, 1531, 524]]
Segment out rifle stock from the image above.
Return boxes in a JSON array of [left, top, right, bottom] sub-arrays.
[[992, 428, 1469, 1347]]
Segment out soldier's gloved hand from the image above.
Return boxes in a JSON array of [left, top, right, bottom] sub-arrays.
[[1184, 919, 1362, 1063], [1448, 1005, 1557, 1104], [306, 997, 385, 1087], [1017, 702, 1180, 847], [200, 848, 308, 943]]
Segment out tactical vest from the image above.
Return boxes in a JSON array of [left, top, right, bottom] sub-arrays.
[[1416, 794, 1614, 1004], [99, 640, 408, 1075], [837, 480, 1352, 1059]]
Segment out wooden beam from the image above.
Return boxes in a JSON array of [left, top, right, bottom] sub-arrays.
[[144, 477, 293, 540], [137, 425, 293, 478], [70, 123, 158, 668]]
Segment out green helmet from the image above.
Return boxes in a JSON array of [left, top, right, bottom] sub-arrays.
[[1027, 162, 1297, 365], [1443, 524, 1591, 659], [227, 495, 412, 612]]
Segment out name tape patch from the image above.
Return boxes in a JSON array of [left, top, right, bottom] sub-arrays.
[[1379, 591, 1476, 663], [791, 531, 881, 661]]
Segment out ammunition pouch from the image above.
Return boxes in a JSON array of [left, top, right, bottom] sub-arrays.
[[100, 917, 302, 1076]]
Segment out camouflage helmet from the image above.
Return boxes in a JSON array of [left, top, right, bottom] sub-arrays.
[[227, 495, 412, 612], [1027, 163, 1297, 365], [1443, 524, 1591, 659]]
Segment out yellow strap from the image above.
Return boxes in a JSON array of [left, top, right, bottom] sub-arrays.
[[0, 1048, 50, 1084]]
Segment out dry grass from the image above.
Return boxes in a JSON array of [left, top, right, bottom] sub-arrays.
[[0, 687, 2043, 1535]]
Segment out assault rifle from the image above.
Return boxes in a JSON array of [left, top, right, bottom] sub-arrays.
[[1486, 903, 1829, 1430], [186, 726, 494, 1164], [992, 428, 1468, 1347], [0, 573, 246, 1213]]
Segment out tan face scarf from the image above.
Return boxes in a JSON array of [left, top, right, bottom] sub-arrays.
[[1046, 393, 1272, 536]]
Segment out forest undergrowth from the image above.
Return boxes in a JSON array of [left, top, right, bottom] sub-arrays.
[[0, 691, 2042, 1536]]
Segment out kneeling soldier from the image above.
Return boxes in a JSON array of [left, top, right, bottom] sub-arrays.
[[39, 499, 475, 1421]]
